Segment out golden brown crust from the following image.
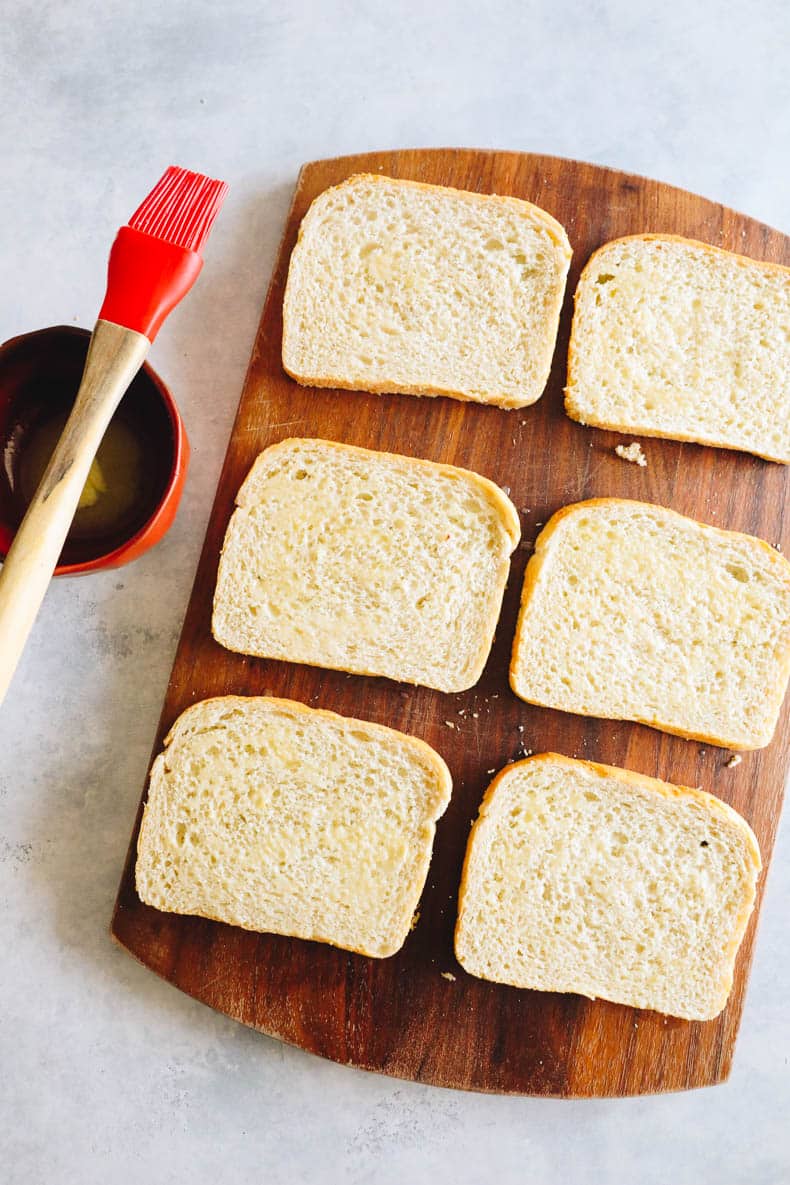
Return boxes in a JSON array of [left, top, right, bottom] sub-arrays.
[[282, 173, 572, 410], [576, 231, 790, 285], [160, 693, 452, 801], [132, 891, 405, 960], [302, 172, 573, 251], [211, 630, 494, 694], [282, 365, 544, 410], [235, 437, 521, 544], [565, 234, 790, 464], [454, 752, 762, 1013], [212, 438, 520, 692], [138, 892, 410, 958], [508, 498, 790, 750], [565, 415, 789, 466]]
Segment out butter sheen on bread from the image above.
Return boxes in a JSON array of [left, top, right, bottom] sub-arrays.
[[566, 234, 790, 463], [510, 498, 790, 749], [212, 438, 520, 692], [282, 173, 571, 408], [136, 696, 452, 958], [455, 753, 761, 1020]]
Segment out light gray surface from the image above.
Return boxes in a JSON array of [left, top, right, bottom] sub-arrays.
[[2, 2, 789, 1182]]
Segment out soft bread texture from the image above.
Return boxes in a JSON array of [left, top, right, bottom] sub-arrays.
[[510, 499, 790, 749], [212, 438, 520, 692], [455, 754, 761, 1020], [136, 696, 452, 958], [566, 234, 790, 463], [282, 173, 572, 408]]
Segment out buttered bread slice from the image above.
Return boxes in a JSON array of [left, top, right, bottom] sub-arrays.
[[455, 754, 761, 1020], [510, 499, 790, 749], [136, 696, 452, 957], [212, 438, 520, 692], [566, 234, 790, 463], [282, 173, 572, 408]]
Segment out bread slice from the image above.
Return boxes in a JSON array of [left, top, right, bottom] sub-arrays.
[[565, 234, 790, 463], [510, 498, 790, 749], [212, 438, 520, 692], [136, 696, 451, 958], [282, 173, 571, 408], [455, 753, 761, 1020]]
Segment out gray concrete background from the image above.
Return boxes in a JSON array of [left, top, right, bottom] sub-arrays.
[[1, 2, 788, 1181]]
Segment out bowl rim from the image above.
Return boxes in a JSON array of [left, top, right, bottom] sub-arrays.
[[0, 323, 188, 575]]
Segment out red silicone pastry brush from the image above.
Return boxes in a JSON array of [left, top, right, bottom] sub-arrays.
[[0, 166, 228, 704]]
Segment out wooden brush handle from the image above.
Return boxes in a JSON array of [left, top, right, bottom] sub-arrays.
[[0, 320, 149, 705]]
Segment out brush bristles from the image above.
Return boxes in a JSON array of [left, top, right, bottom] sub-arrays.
[[128, 166, 228, 253]]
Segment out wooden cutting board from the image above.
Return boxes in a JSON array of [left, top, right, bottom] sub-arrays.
[[112, 149, 790, 1096]]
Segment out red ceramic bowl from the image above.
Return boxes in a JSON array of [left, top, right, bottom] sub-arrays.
[[0, 325, 189, 575]]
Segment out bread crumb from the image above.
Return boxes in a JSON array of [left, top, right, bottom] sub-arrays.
[[725, 754, 742, 768], [615, 442, 647, 467], [472, 712, 479, 718], [441, 971, 456, 982], [444, 720, 455, 729], [410, 910, 420, 931], [774, 543, 782, 552], [487, 768, 496, 775]]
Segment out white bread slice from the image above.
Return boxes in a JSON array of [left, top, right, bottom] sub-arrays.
[[282, 173, 571, 408], [510, 499, 790, 749], [135, 696, 451, 958], [212, 438, 520, 692], [455, 753, 761, 1020], [565, 234, 790, 463]]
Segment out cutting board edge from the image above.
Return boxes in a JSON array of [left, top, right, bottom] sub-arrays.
[[110, 147, 790, 1098], [296, 146, 790, 249], [109, 913, 734, 1098]]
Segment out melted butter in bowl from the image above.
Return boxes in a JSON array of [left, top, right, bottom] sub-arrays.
[[0, 325, 186, 572], [18, 411, 144, 537]]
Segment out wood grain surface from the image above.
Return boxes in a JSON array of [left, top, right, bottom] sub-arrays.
[[111, 149, 790, 1096]]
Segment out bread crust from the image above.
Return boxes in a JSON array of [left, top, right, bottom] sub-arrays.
[[212, 437, 520, 692], [282, 173, 572, 409], [159, 694, 454, 790], [509, 497, 790, 749], [233, 436, 520, 544], [454, 752, 761, 1017], [281, 369, 543, 410], [139, 694, 453, 960], [565, 233, 790, 464]]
